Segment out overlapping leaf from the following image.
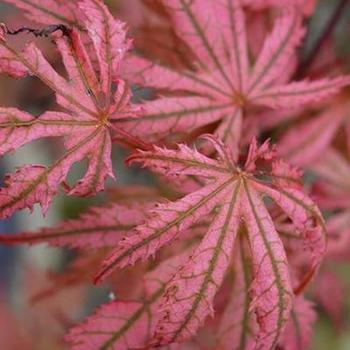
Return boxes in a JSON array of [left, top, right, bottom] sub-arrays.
[[311, 148, 350, 259], [117, 0, 349, 155], [0, 0, 139, 218], [94, 137, 326, 349], [217, 243, 256, 350], [0, 203, 150, 249], [66, 250, 192, 350], [278, 96, 350, 166]]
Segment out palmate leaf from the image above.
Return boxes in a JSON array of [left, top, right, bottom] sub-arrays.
[[117, 0, 350, 155], [95, 137, 326, 349], [0, 0, 139, 218], [217, 242, 256, 350], [65, 249, 192, 350], [0, 203, 150, 249]]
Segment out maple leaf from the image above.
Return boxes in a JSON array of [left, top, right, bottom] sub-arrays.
[[310, 148, 350, 259], [0, 0, 140, 218], [117, 0, 349, 155], [278, 95, 350, 166], [278, 296, 316, 350], [65, 249, 192, 350], [0, 203, 150, 249], [217, 242, 256, 350], [293, 149, 350, 330], [94, 137, 326, 349], [311, 148, 350, 210]]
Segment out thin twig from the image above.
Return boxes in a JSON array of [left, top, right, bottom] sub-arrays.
[[1, 23, 71, 39]]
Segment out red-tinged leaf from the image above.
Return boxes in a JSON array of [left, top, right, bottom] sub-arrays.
[[247, 8, 304, 94], [143, 248, 195, 297], [116, 95, 233, 142], [65, 300, 157, 350], [78, 0, 132, 96], [95, 138, 326, 348], [0, 203, 149, 249], [0, 43, 29, 77], [0, 3, 139, 218], [241, 183, 293, 350], [0, 109, 85, 156], [270, 160, 303, 190], [162, 0, 249, 85], [66, 250, 192, 350], [3, 0, 85, 30], [254, 184, 327, 273], [311, 149, 350, 192], [217, 245, 256, 350], [278, 107, 345, 166], [120, 1, 349, 150], [95, 180, 233, 281], [0, 127, 113, 217], [251, 77, 350, 109], [278, 296, 316, 350], [154, 185, 240, 345]]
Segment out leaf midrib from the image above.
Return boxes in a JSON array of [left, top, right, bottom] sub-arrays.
[[1, 42, 98, 118], [243, 179, 290, 348], [171, 180, 241, 342], [0, 126, 104, 212], [99, 176, 236, 277], [98, 288, 164, 350]]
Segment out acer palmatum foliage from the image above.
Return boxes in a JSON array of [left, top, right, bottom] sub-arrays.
[[0, 0, 140, 218], [117, 0, 349, 156], [0, 0, 349, 349], [0, 202, 151, 249], [94, 137, 326, 348]]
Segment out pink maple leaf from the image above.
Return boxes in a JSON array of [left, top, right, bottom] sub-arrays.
[[0, 203, 150, 249], [217, 243, 257, 350], [278, 95, 350, 166], [94, 137, 326, 348], [65, 249, 192, 350], [310, 148, 350, 255], [0, 0, 141, 218], [117, 0, 349, 156]]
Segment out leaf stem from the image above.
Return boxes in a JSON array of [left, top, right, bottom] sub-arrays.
[[111, 127, 153, 151]]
